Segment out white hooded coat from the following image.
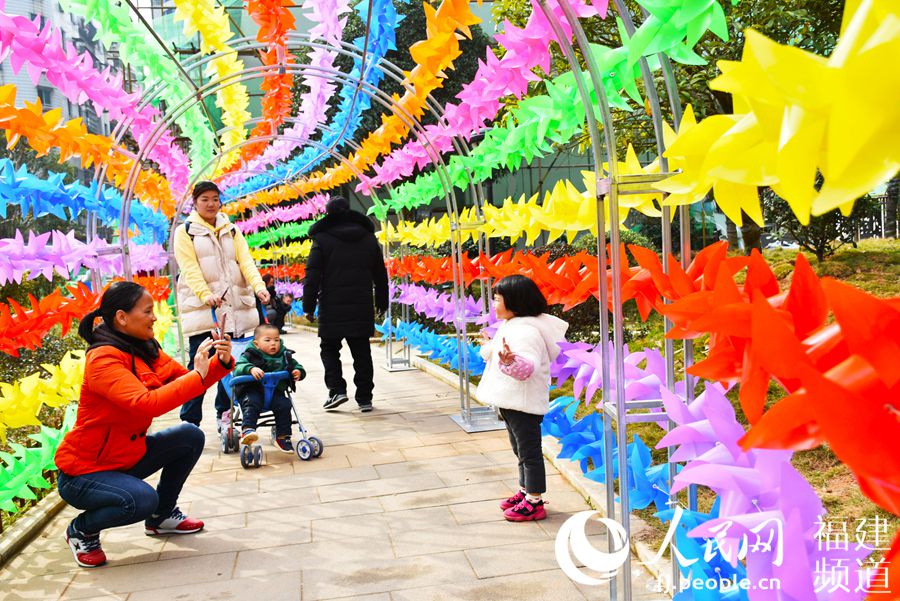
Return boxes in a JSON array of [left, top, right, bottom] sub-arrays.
[[476, 313, 569, 415]]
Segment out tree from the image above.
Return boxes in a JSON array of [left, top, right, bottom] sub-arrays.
[[765, 192, 880, 261], [886, 176, 899, 238]]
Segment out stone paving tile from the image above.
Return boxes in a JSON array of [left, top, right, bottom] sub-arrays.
[[372, 454, 487, 480], [301, 551, 475, 599], [0, 331, 662, 600], [388, 569, 589, 601], [127, 570, 302, 601], [259, 465, 380, 493], [390, 520, 550, 558], [0, 572, 76, 601], [63, 552, 236, 599], [378, 481, 514, 512], [233, 538, 396, 579], [317, 473, 445, 503]]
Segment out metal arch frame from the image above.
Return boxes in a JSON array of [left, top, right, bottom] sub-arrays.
[[97, 36, 500, 422], [98, 39, 494, 431]]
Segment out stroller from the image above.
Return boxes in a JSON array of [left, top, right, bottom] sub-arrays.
[[216, 316, 324, 469]]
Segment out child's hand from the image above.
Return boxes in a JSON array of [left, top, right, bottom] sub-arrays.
[[498, 338, 514, 366], [291, 369, 302, 381], [480, 329, 491, 342], [250, 367, 265, 380]]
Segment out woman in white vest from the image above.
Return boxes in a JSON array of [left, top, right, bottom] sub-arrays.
[[174, 181, 271, 427]]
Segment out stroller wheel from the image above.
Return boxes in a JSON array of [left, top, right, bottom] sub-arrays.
[[253, 445, 263, 467], [270, 426, 277, 445], [295, 439, 313, 461], [231, 431, 240, 451], [221, 431, 230, 454], [308, 436, 324, 458], [240, 445, 253, 469]]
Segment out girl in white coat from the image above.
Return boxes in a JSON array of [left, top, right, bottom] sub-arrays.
[[477, 275, 568, 521]]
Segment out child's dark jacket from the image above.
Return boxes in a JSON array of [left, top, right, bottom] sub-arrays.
[[233, 342, 305, 398]]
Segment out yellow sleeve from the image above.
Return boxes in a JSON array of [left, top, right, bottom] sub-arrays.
[[232, 228, 265, 294], [174, 225, 213, 303]]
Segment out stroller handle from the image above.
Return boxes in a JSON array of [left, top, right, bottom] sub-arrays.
[[230, 371, 292, 387]]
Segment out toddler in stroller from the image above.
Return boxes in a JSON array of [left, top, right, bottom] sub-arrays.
[[221, 324, 323, 467]]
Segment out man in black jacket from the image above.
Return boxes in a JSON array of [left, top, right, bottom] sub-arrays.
[[302, 197, 389, 412]]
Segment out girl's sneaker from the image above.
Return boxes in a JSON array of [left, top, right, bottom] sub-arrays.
[[240, 429, 258, 445], [65, 522, 107, 568], [504, 498, 547, 521], [275, 436, 294, 454], [145, 507, 204, 535], [500, 490, 527, 510]]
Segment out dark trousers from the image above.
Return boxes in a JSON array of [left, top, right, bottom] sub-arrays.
[[57, 423, 205, 534], [499, 408, 546, 494], [180, 332, 231, 425], [240, 386, 293, 437], [319, 336, 374, 405]]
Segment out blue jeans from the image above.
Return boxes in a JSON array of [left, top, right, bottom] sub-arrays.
[[57, 423, 205, 534], [239, 385, 293, 437], [179, 332, 231, 425]]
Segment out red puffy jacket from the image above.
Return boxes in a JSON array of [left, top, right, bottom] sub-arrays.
[[55, 346, 232, 476]]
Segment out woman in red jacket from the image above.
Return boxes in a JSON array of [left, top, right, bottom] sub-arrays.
[[55, 281, 233, 568]]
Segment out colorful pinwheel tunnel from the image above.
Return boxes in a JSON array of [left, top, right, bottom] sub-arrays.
[[0, 0, 898, 598]]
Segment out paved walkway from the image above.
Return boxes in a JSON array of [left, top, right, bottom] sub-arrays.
[[0, 329, 659, 601]]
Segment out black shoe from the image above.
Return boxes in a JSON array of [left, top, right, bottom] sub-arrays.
[[324, 393, 349, 410], [359, 403, 373, 413]]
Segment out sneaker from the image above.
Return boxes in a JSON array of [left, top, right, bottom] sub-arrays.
[[145, 507, 204, 536], [359, 403, 373, 413], [500, 490, 526, 510], [323, 393, 349, 410], [65, 522, 107, 568], [503, 497, 547, 522], [275, 436, 294, 454], [240, 429, 258, 446]]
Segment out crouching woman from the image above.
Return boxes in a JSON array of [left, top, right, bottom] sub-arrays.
[[55, 281, 233, 568]]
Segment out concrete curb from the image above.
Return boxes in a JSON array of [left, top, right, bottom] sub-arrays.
[[409, 353, 673, 593], [0, 490, 67, 568]]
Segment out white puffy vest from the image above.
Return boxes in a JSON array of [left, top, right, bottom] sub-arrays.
[[176, 218, 259, 337]]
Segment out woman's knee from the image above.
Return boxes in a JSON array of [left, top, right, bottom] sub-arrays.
[[132, 486, 160, 521], [171, 421, 206, 450]]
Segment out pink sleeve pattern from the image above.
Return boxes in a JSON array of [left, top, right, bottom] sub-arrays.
[[499, 354, 534, 381]]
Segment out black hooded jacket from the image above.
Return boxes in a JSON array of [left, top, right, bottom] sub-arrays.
[[302, 209, 389, 338]]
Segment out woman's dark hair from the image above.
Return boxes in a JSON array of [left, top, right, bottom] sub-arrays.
[[262, 274, 275, 285], [493, 275, 547, 317], [192, 181, 221, 200], [78, 281, 148, 342]]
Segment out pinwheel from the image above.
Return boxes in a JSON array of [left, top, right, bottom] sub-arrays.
[[172, 0, 250, 172], [391, 282, 482, 325], [260, 264, 307, 280], [249, 240, 313, 262], [0, 404, 76, 512], [0, 85, 176, 216], [660, 382, 872, 600], [655, 0, 900, 226], [238, 194, 330, 234], [371, 0, 737, 218], [0, 351, 84, 441], [359, 0, 604, 195], [131, 276, 171, 302], [0, 283, 99, 356], [59, 0, 216, 172], [0, 8, 190, 196], [222, 0, 404, 206], [219, 0, 351, 189]]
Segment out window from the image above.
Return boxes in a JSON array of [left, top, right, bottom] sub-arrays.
[[37, 86, 53, 106]]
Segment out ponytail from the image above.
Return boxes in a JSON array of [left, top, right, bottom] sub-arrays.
[[78, 309, 103, 343], [79, 281, 147, 342]]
